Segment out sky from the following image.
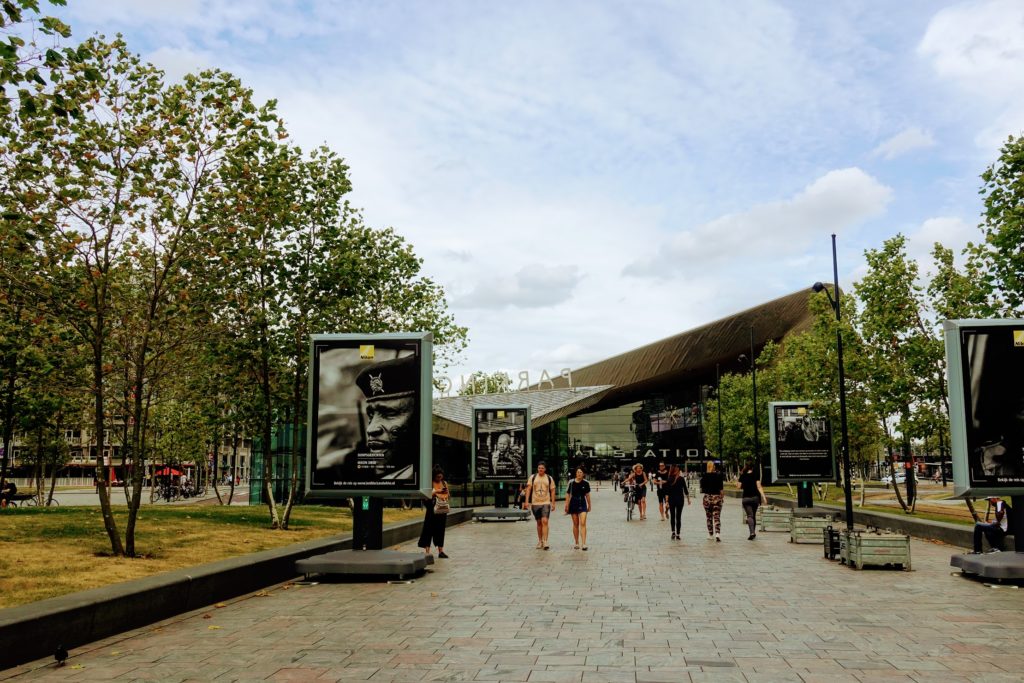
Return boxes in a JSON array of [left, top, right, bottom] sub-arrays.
[[56, 0, 1024, 386]]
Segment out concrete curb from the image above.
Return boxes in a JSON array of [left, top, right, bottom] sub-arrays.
[[724, 490, 1013, 550], [0, 508, 471, 671]]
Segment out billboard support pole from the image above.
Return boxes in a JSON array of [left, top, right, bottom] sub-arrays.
[[797, 481, 814, 508], [352, 496, 384, 551]]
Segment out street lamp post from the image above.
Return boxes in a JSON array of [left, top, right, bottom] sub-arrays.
[[737, 325, 759, 476], [813, 233, 855, 531], [716, 364, 723, 460]]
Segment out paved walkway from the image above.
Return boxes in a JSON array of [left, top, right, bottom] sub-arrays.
[[5, 487, 1024, 682]]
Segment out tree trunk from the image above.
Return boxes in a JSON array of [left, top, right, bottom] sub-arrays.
[[34, 426, 44, 503], [965, 497, 981, 523], [212, 416, 223, 505], [882, 422, 909, 512], [0, 300, 24, 491], [93, 337, 124, 556], [47, 430, 59, 507], [259, 318, 281, 528], [281, 354, 304, 529], [227, 428, 238, 505]]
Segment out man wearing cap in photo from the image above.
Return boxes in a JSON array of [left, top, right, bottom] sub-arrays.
[[972, 496, 1011, 554], [353, 355, 418, 481]]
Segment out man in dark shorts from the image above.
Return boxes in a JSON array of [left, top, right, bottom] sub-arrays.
[[653, 461, 670, 521], [524, 462, 555, 549]]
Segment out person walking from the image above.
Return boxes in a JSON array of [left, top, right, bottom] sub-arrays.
[[626, 463, 649, 520], [737, 461, 767, 540], [418, 466, 450, 558], [700, 460, 725, 541], [524, 462, 555, 549], [612, 471, 620, 492], [564, 467, 592, 550], [652, 461, 670, 521], [665, 464, 691, 540]]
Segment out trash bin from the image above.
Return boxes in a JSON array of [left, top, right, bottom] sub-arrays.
[[823, 525, 841, 560]]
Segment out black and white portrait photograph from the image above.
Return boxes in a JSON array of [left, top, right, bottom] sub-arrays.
[[961, 326, 1024, 486], [472, 407, 530, 481], [769, 403, 834, 482], [310, 336, 427, 494]]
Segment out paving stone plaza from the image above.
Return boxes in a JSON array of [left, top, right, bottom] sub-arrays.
[[5, 487, 1024, 683]]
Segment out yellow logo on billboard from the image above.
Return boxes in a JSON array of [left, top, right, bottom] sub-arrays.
[[497, 410, 506, 418], [796, 407, 807, 415], [359, 345, 375, 359], [1014, 330, 1024, 347]]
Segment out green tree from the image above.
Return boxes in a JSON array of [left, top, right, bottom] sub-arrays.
[[975, 134, 1024, 316], [457, 371, 512, 396], [855, 235, 939, 511]]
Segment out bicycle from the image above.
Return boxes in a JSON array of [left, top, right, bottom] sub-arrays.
[[622, 484, 637, 521]]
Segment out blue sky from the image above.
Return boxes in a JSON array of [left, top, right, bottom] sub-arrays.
[[58, 1, 1024, 383]]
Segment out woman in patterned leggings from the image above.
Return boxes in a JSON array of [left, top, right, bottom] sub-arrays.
[[699, 460, 725, 541]]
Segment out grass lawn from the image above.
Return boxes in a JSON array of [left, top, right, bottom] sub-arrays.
[[762, 483, 979, 527], [0, 504, 423, 609]]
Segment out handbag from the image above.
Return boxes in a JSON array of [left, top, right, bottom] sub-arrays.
[[433, 497, 450, 514]]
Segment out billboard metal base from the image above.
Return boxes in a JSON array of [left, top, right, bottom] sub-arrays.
[[295, 549, 433, 580], [951, 552, 1024, 580], [474, 508, 531, 522]]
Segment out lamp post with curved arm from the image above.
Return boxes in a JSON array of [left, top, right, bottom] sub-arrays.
[[813, 234, 854, 531], [737, 326, 759, 477]]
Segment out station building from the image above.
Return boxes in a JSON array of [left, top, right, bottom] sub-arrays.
[[432, 287, 817, 491]]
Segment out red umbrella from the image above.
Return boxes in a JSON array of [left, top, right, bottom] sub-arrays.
[[154, 467, 182, 477]]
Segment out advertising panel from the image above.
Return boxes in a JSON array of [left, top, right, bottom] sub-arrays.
[[472, 406, 531, 482], [768, 401, 835, 482], [945, 319, 1024, 497], [305, 333, 432, 500]]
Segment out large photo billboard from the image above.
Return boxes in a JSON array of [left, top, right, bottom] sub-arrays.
[[472, 406, 531, 482], [768, 401, 834, 482], [945, 319, 1024, 497], [305, 333, 432, 499]]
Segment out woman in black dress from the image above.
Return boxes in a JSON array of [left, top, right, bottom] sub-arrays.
[[737, 461, 767, 540], [418, 466, 450, 558], [665, 464, 691, 540], [564, 467, 592, 550]]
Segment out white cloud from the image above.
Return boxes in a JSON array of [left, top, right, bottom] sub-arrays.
[[870, 127, 935, 160], [145, 46, 216, 83], [919, 0, 1024, 148], [623, 168, 893, 277], [457, 265, 583, 310], [906, 216, 977, 273]]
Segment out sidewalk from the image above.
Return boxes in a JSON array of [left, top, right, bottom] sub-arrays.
[[24, 487, 245, 507], [5, 488, 1024, 682]]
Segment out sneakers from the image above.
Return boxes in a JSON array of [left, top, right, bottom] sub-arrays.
[[581, 546, 588, 551], [715, 535, 721, 542], [536, 541, 543, 549], [438, 551, 449, 559], [986, 548, 1002, 554], [573, 544, 580, 550], [748, 534, 756, 541]]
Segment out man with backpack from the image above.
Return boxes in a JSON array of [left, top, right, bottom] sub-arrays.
[[524, 462, 555, 549], [973, 496, 1011, 553]]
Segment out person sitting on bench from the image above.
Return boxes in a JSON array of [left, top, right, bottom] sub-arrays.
[[973, 496, 1011, 553]]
